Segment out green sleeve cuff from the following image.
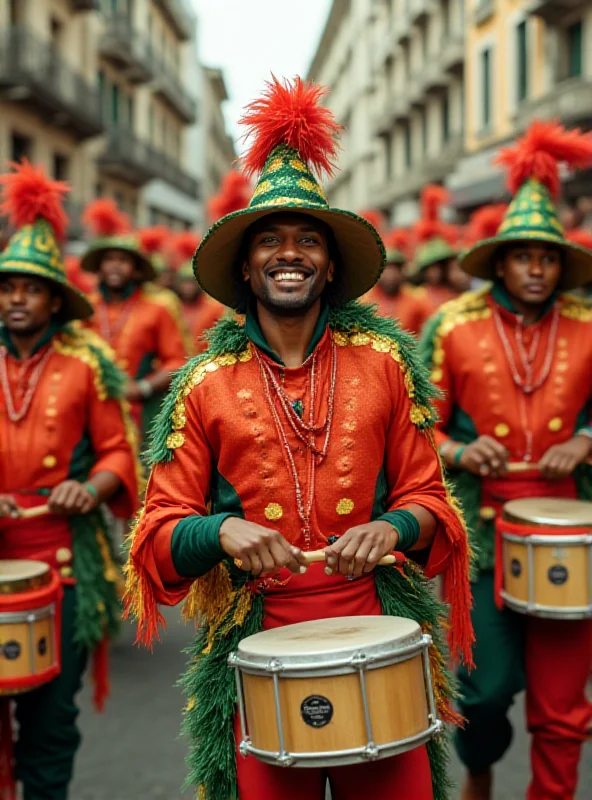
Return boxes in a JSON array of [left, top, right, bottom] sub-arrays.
[[171, 513, 234, 578], [378, 509, 421, 551]]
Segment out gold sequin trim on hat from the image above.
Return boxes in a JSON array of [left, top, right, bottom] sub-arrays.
[[252, 180, 272, 199]]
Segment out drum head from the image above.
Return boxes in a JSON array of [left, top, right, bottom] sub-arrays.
[[0, 560, 51, 594], [503, 498, 592, 528], [238, 616, 421, 663]]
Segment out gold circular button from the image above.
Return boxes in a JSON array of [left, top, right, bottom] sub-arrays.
[[336, 498, 354, 516], [548, 417, 563, 432], [42, 455, 57, 468], [494, 423, 510, 438], [479, 506, 496, 521], [432, 348, 445, 365], [52, 371, 62, 381], [46, 408, 58, 417], [56, 547, 72, 564], [264, 503, 283, 521], [60, 566, 73, 578], [431, 368, 443, 383]]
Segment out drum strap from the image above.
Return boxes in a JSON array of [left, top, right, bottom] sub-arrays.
[[494, 518, 586, 609], [0, 700, 16, 800]]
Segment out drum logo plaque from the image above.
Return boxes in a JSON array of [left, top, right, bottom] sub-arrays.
[[1, 641, 21, 660], [300, 695, 334, 728], [510, 558, 522, 578], [548, 564, 568, 586]]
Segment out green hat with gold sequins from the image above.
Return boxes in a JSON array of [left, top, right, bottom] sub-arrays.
[[194, 78, 385, 308], [461, 122, 592, 289], [0, 161, 93, 321]]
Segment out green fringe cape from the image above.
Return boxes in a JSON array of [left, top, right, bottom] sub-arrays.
[[142, 301, 466, 799]]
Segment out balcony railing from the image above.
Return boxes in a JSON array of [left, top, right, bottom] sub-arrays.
[[0, 27, 104, 139], [516, 76, 592, 129], [71, 0, 100, 9], [98, 129, 199, 198], [529, 0, 589, 23], [99, 14, 154, 84], [152, 0, 194, 41], [409, 0, 432, 23], [441, 33, 464, 73], [153, 59, 197, 124]]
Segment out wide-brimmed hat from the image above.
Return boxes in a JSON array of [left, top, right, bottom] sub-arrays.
[[194, 77, 385, 308], [0, 161, 93, 321], [383, 229, 410, 266], [169, 231, 201, 283], [80, 199, 155, 281], [461, 121, 592, 289]]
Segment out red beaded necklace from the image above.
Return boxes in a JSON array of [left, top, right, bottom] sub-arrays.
[[255, 335, 338, 547], [0, 344, 53, 423]]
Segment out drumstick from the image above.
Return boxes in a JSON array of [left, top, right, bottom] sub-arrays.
[[301, 550, 398, 566], [506, 462, 540, 473], [14, 504, 51, 520]]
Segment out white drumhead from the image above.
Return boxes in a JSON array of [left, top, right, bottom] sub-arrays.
[[239, 616, 420, 659], [503, 498, 592, 527], [0, 560, 49, 582]]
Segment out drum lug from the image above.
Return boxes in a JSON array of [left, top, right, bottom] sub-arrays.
[[350, 651, 368, 667], [267, 658, 284, 672], [239, 739, 250, 757], [278, 753, 294, 767], [363, 743, 379, 761]]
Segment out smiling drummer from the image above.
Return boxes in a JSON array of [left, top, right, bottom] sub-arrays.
[[0, 161, 140, 799], [125, 77, 473, 800], [419, 122, 592, 800]]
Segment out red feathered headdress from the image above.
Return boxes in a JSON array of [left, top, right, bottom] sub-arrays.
[[83, 198, 131, 238], [0, 159, 69, 242], [239, 75, 341, 178], [496, 120, 592, 200], [358, 209, 386, 234], [421, 184, 449, 222], [168, 231, 201, 268], [566, 228, 592, 251], [138, 226, 170, 256], [384, 229, 411, 257], [465, 204, 508, 246], [208, 170, 252, 222]]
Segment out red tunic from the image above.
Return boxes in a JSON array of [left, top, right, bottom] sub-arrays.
[[0, 327, 139, 575], [363, 285, 433, 334], [181, 295, 224, 354]]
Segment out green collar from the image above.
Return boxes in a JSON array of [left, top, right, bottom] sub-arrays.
[[245, 301, 329, 366], [490, 281, 557, 321], [99, 281, 138, 302], [0, 320, 61, 359]]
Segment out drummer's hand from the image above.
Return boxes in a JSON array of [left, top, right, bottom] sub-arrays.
[[48, 481, 98, 516], [324, 521, 398, 578], [219, 517, 307, 577], [539, 436, 592, 480], [459, 436, 508, 478], [0, 494, 17, 518]]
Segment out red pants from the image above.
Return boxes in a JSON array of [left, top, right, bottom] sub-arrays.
[[234, 565, 435, 799]]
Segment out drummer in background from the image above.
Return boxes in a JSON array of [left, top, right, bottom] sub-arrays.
[[362, 229, 433, 335], [79, 199, 189, 441], [0, 162, 139, 798], [125, 77, 474, 800], [419, 122, 592, 800]]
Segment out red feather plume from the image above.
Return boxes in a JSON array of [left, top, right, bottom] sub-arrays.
[[240, 76, 341, 178], [358, 209, 386, 233], [414, 219, 442, 244], [83, 198, 130, 237], [466, 204, 508, 245], [566, 228, 592, 251], [208, 170, 252, 222], [138, 225, 170, 256], [384, 229, 410, 256], [420, 184, 449, 222], [496, 120, 592, 200], [168, 231, 201, 268], [0, 159, 69, 242]]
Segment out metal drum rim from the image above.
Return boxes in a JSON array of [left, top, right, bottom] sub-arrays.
[[502, 498, 592, 528]]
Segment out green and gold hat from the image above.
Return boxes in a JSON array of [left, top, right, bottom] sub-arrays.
[[80, 198, 155, 281], [0, 160, 93, 321], [170, 231, 201, 284], [410, 185, 457, 274], [462, 121, 592, 289], [194, 77, 385, 308]]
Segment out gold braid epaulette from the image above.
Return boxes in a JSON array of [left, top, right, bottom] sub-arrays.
[[559, 292, 592, 322], [333, 330, 435, 428], [53, 328, 112, 401], [165, 345, 253, 451]]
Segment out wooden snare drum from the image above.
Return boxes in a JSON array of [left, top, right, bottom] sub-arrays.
[[499, 498, 592, 619], [0, 560, 62, 695], [229, 615, 441, 768]]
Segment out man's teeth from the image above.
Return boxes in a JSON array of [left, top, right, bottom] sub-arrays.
[[273, 271, 306, 282]]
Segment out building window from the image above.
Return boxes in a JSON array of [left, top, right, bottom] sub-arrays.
[[421, 109, 428, 154], [481, 47, 491, 129], [384, 133, 393, 179], [148, 106, 154, 143], [111, 84, 120, 126], [516, 21, 528, 103], [53, 153, 69, 181], [404, 123, 412, 168], [442, 95, 450, 143], [11, 132, 32, 162], [126, 95, 134, 131], [567, 21, 583, 78]]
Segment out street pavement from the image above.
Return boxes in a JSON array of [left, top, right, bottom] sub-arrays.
[[71, 606, 590, 799]]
